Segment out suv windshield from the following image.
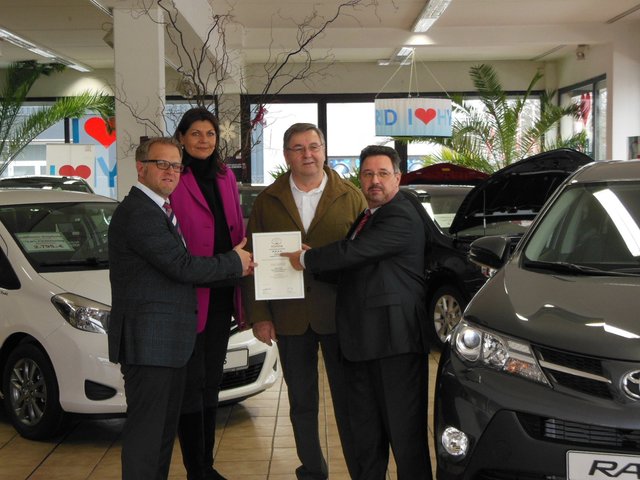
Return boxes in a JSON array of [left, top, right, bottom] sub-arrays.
[[0, 202, 116, 272], [523, 182, 640, 274]]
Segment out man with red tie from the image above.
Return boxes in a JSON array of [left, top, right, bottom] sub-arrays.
[[283, 145, 432, 480]]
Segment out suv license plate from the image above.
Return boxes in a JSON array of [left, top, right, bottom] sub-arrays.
[[224, 349, 248, 372], [567, 451, 640, 480]]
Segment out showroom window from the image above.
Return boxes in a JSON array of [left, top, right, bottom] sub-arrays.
[[248, 102, 317, 185], [559, 75, 606, 160], [1, 103, 63, 177], [244, 92, 545, 185], [245, 95, 403, 185]]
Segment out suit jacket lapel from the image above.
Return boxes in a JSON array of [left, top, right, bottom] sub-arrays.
[[130, 186, 184, 245]]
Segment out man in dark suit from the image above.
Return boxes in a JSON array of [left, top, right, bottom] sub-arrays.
[[282, 145, 432, 480], [108, 137, 254, 480]]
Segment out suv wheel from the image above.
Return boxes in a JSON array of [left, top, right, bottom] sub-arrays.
[[2, 342, 65, 440], [429, 286, 466, 348]]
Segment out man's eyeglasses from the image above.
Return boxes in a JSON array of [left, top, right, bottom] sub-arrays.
[[360, 170, 396, 180], [286, 143, 324, 154], [140, 159, 185, 173]]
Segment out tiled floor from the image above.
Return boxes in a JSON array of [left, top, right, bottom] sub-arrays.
[[0, 351, 439, 479]]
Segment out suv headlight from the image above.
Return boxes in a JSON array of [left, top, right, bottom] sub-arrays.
[[452, 321, 550, 386], [52, 293, 110, 334]]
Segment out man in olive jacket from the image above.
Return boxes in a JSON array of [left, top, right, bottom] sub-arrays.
[[243, 123, 366, 480]]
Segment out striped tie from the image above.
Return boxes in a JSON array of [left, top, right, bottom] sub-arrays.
[[163, 201, 185, 243]]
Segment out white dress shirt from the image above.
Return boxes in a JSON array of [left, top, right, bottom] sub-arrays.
[[289, 172, 328, 232]]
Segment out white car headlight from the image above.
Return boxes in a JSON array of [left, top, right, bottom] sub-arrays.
[[452, 321, 550, 385], [51, 293, 110, 334]]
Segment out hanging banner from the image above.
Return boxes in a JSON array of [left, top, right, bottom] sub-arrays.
[[375, 98, 452, 137]]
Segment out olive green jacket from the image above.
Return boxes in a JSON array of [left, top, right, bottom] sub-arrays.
[[243, 166, 366, 335]]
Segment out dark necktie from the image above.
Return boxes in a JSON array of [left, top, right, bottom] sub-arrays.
[[351, 209, 372, 239], [163, 201, 185, 244]]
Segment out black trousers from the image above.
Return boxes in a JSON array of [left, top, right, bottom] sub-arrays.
[[278, 327, 359, 480], [344, 352, 432, 480], [182, 309, 232, 413], [120, 363, 187, 480]]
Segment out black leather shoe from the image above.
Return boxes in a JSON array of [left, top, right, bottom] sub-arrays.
[[205, 469, 227, 480]]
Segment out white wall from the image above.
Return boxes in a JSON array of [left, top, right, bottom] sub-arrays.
[[556, 22, 640, 160]]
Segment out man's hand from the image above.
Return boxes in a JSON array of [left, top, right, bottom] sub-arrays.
[[252, 321, 277, 346], [280, 250, 304, 271], [233, 237, 256, 276]]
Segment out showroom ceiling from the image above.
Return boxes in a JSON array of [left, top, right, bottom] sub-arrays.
[[0, 0, 638, 72]]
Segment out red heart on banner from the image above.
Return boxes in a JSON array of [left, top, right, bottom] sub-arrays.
[[85, 117, 116, 148], [415, 108, 437, 125], [59, 164, 92, 179]]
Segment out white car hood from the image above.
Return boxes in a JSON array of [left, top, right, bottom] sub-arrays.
[[40, 270, 112, 306]]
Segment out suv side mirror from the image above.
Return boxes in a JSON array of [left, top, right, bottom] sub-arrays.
[[468, 235, 511, 270]]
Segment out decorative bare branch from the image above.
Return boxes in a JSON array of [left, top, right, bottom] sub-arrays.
[[116, 0, 380, 181]]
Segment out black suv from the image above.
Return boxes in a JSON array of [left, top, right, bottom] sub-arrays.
[[424, 149, 592, 347], [435, 159, 640, 480]]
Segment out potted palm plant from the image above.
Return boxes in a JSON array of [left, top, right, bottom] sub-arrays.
[[0, 60, 114, 175]]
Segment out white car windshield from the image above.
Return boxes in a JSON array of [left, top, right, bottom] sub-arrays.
[[0, 202, 116, 272], [523, 182, 640, 274]]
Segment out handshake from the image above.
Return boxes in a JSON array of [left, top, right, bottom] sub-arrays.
[[233, 238, 256, 276]]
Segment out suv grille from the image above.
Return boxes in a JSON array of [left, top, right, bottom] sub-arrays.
[[518, 413, 640, 450], [534, 346, 613, 399]]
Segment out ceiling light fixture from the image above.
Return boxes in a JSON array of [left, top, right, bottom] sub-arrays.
[[396, 47, 415, 57], [0, 26, 92, 72], [88, 0, 113, 17], [412, 0, 452, 33], [27, 47, 57, 59], [377, 47, 415, 67], [575, 44, 588, 61]]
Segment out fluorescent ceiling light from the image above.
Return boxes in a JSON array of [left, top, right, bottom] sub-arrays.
[[396, 47, 414, 57], [0, 27, 36, 50], [69, 64, 92, 73], [0, 25, 93, 72], [412, 0, 452, 33], [88, 0, 113, 17], [28, 47, 57, 59]]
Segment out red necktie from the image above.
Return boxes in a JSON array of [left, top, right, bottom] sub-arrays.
[[163, 202, 185, 243], [351, 209, 371, 239]]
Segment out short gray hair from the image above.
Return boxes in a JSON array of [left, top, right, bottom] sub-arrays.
[[283, 123, 326, 150]]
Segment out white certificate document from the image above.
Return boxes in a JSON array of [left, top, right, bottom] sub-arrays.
[[253, 231, 305, 301]]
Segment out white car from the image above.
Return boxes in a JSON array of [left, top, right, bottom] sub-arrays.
[[0, 189, 279, 440]]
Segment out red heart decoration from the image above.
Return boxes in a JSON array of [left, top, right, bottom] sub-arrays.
[[85, 117, 116, 148], [415, 108, 437, 125], [59, 164, 92, 179]]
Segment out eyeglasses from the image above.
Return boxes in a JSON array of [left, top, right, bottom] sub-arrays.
[[140, 159, 185, 173], [360, 170, 397, 180], [286, 143, 324, 154]]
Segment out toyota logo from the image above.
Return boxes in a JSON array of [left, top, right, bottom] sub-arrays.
[[622, 370, 640, 400]]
